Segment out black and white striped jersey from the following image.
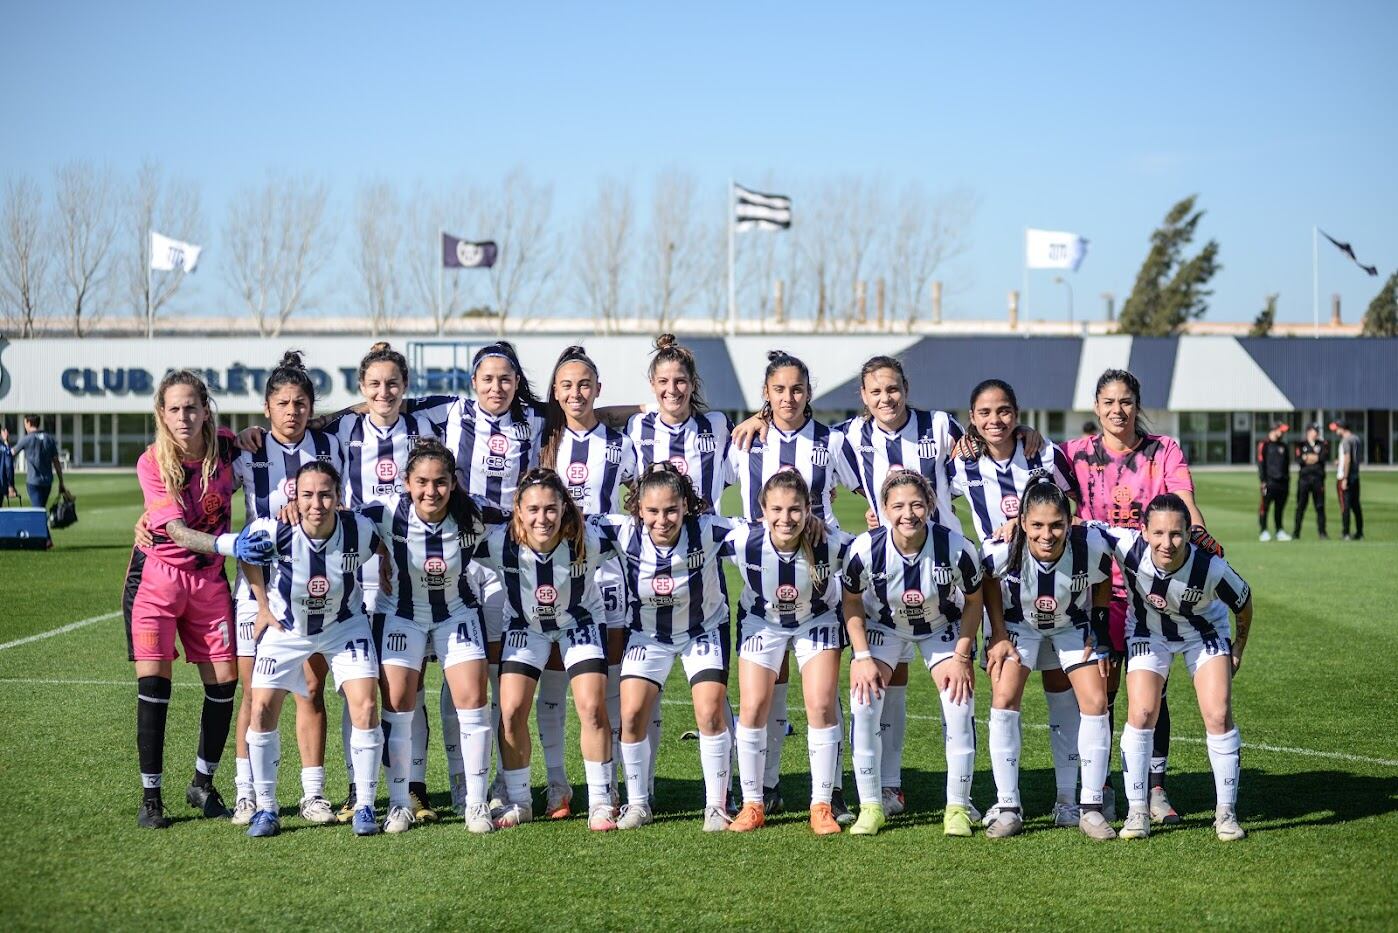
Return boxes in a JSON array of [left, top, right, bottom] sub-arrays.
[[591, 513, 737, 643], [1101, 527, 1251, 642], [727, 418, 846, 524], [361, 494, 486, 628], [981, 524, 1113, 631], [470, 524, 608, 633], [949, 439, 1077, 544], [247, 511, 381, 636], [547, 423, 637, 515], [836, 408, 963, 529], [627, 410, 733, 510], [842, 522, 983, 637], [409, 395, 546, 512], [728, 525, 852, 630], [329, 412, 443, 510]]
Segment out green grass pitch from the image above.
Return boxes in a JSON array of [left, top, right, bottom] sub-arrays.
[[1, 471, 1395, 930]]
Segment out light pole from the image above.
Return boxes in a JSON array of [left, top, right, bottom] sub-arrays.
[[1053, 275, 1074, 327]]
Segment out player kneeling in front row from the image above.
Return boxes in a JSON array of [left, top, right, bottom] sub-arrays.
[[241, 462, 386, 838], [842, 471, 985, 837], [981, 479, 1117, 840], [1099, 494, 1253, 841]]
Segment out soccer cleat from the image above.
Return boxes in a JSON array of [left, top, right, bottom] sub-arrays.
[[1079, 809, 1118, 840], [545, 781, 574, 820], [136, 798, 171, 830], [984, 809, 1024, 839], [1119, 806, 1151, 839], [352, 805, 380, 836], [465, 802, 496, 835], [702, 805, 732, 832], [1275, 529, 1292, 541], [943, 804, 974, 837], [850, 803, 886, 836], [336, 793, 357, 824], [728, 802, 766, 832], [409, 790, 439, 824], [616, 803, 654, 830], [493, 802, 533, 829], [587, 804, 618, 832], [1052, 797, 1081, 827], [299, 795, 336, 825], [487, 776, 507, 811], [809, 802, 842, 836], [186, 782, 232, 819], [1214, 806, 1246, 841], [231, 797, 256, 826], [1149, 786, 1182, 825], [1259, 530, 1272, 542], [763, 784, 784, 816], [880, 786, 906, 816], [1102, 784, 1117, 822], [246, 810, 281, 838], [830, 788, 855, 827], [383, 804, 416, 834]]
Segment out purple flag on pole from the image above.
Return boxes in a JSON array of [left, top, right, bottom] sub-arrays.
[[443, 233, 498, 268]]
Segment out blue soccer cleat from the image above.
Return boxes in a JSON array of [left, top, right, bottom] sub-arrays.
[[246, 810, 281, 838], [352, 805, 379, 836]]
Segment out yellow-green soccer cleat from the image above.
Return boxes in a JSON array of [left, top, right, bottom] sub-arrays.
[[943, 804, 974, 837], [850, 803, 886, 836]]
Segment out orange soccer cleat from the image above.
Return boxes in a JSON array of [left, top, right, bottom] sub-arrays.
[[809, 803, 842, 835], [727, 801, 766, 832]]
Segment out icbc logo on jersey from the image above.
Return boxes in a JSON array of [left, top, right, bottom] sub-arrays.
[[305, 575, 330, 611], [423, 556, 448, 587], [534, 583, 558, 620], [1147, 593, 1170, 610], [1001, 494, 1021, 519], [775, 583, 800, 608], [565, 462, 589, 485]]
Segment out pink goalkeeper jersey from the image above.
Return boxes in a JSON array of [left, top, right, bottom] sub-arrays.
[[136, 428, 239, 576]]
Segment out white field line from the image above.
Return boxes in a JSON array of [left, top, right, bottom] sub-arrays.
[[0, 610, 121, 651]]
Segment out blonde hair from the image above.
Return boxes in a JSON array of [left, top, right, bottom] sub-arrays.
[[153, 369, 219, 499]]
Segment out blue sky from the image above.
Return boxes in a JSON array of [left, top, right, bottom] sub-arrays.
[[3, 0, 1394, 326]]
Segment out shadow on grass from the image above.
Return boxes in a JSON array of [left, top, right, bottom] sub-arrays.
[[1154, 767, 1398, 831]]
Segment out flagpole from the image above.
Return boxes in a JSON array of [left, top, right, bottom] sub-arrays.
[[1312, 225, 1319, 339], [437, 228, 445, 336], [146, 230, 153, 339], [727, 179, 737, 336], [1021, 227, 1029, 324]]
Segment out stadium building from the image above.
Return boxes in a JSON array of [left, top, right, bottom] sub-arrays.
[[1, 333, 1395, 468]]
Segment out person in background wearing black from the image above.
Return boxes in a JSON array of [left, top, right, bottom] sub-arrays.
[[1331, 420, 1364, 540], [1080, 420, 1097, 439], [1292, 423, 1329, 539], [1257, 423, 1290, 542]]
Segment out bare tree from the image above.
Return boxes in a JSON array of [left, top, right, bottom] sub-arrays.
[[405, 181, 474, 333], [884, 183, 976, 328], [482, 168, 557, 334], [128, 161, 203, 334], [794, 180, 843, 331], [830, 176, 884, 327], [53, 161, 118, 336], [645, 169, 704, 331], [0, 177, 49, 337], [353, 179, 405, 336], [575, 177, 633, 333], [223, 175, 333, 336]]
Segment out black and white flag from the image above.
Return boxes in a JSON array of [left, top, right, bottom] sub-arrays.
[[734, 184, 791, 231], [1319, 229, 1378, 276], [442, 233, 498, 268]]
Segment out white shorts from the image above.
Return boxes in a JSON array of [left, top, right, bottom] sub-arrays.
[[235, 597, 259, 658], [377, 611, 487, 671], [1126, 625, 1233, 678], [865, 623, 970, 673], [251, 616, 378, 697], [499, 622, 606, 678], [738, 611, 842, 674], [1007, 621, 1099, 673], [469, 563, 506, 643], [359, 553, 384, 617], [621, 616, 729, 688], [596, 556, 627, 629]]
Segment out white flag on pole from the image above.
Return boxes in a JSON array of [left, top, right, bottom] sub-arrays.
[[1025, 228, 1088, 271], [149, 231, 202, 273], [734, 184, 792, 231]]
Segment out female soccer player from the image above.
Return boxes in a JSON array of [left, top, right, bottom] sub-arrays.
[[724, 471, 848, 835], [1100, 494, 1252, 841], [240, 462, 385, 838], [841, 470, 984, 838], [471, 468, 616, 831], [1061, 368, 1220, 824], [538, 345, 638, 816], [949, 379, 1084, 828], [980, 479, 1117, 840], [127, 370, 272, 828], [360, 440, 496, 834]]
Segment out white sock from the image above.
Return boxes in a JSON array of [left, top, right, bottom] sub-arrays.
[[647, 690, 663, 795], [410, 686, 428, 784], [1150, 755, 1168, 777], [735, 724, 767, 804], [939, 688, 976, 807], [536, 668, 570, 786], [1121, 724, 1153, 808], [1078, 713, 1110, 807], [341, 698, 354, 785], [988, 707, 1022, 811], [605, 665, 622, 776], [765, 683, 789, 789], [881, 684, 907, 789], [382, 710, 414, 808], [441, 682, 463, 792], [235, 756, 253, 802], [300, 765, 325, 799], [697, 731, 732, 808], [1045, 688, 1080, 800], [850, 689, 885, 805], [457, 706, 491, 808], [621, 740, 651, 806], [350, 726, 383, 808], [503, 766, 531, 807], [1206, 728, 1241, 808], [807, 724, 841, 805], [583, 758, 614, 809], [246, 728, 280, 812]]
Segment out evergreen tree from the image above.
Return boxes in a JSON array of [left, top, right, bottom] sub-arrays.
[[1118, 195, 1221, 336], [1361, 271, 1397, 337], [1249, 294, 1276, 337]]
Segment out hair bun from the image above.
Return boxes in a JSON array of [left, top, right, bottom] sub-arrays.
[[654, 333, 677, 350], [369, 341, 392, 354], [766, 350, 786, 364], [278, 349, 306, 370]]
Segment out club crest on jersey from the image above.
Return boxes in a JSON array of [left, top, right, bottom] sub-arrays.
[[1071, 572, 1089, 592], [1147, 593, 1169, 610], [604, 443, 623, 465], [695, 433, 717, 453], [811, 562, 830, 586], [917, 437, 937, 458], [1001, 494, 1020, 518], [305, 575, 330, 610], [340, 552, 361, 573], [930, 564, 954, 586], [1180, 586, 1204, 605], [511, 423, 532, 441], [667, 456, 689, 475], [565, 462, 589, 485], [570, 559, 588, 579], [810, 445, 830, 467], [423, 556, 448, 587]]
